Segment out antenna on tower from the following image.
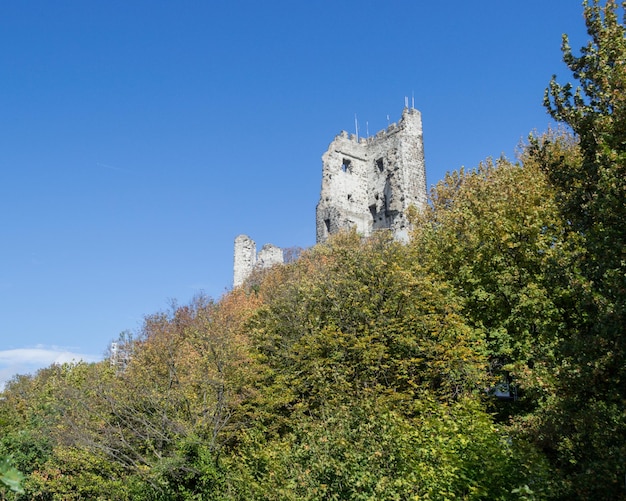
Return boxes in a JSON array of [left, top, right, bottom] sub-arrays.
[[366, 121, 369, 138], [404, 96, 409, 108], [355, 113, 359, 141], [387, 114, 390, 126], [412, 91, 415, 109]]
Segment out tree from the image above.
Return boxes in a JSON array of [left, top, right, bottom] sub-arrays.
[[229, 395, 549, 501], [537, 1, 626, 497], [228, 231, 550, 499], [410, 151, 571, 416], [545, 0, 626, 279], [0, 291, 264, 500], [249, 231, 490, 415], [59, 292, 263, 499]]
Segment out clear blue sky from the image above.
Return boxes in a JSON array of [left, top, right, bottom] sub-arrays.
[[0, 1, 589, 386]]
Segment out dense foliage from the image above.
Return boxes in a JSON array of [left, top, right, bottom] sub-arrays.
[[1, 1, 625, 499]]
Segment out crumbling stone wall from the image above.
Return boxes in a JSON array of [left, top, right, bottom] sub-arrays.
[[233, 235, 284, 287], [316, 107, 427, 243], [233, 235, 257, 287], [234, 107, 427, 287], [257, 243, 284, 269]]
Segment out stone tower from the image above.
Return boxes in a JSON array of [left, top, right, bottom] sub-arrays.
[[316, 107, 426, 243]]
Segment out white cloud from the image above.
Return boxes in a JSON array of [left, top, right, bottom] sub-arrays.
[[0, 346, 102, 390]]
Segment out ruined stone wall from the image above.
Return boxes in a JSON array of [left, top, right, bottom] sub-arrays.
[[257, 243, 284, 269], [233, 235, 257, 287], [316, 107, 426, 243], [233, 235, 284, 287]]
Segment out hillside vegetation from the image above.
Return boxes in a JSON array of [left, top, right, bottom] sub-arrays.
[[2, 1, 626, 499]]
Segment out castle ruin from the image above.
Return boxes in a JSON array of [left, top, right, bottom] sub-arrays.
[[316, 106, 426, 243], [233, 235, 284, 287], [234, 106, 426, 287]]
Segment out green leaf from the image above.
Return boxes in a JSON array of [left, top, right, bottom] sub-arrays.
[[0, 456, 25, 494]]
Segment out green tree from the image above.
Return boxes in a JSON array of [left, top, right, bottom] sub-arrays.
[[410, 150, 571, 417], [0, 365, 75, 499], [230, 231, 549, 499], [230, 395, 548, 501], [249, 232, 489, 416], [535, 1, 626, 497], [544, 0, 626, 278]]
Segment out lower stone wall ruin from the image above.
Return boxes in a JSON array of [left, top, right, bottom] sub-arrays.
[[233, 235, 284, 287]]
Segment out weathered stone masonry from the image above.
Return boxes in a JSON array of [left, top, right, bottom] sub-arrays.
[[234, 106, 427, 287], [316, 106, 426, 243], [233, 235, 284, 287]]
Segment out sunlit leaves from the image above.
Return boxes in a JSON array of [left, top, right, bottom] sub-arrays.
[[410, 152, 569, 404], [537, 2, 626, 496], [249, 231, 488, 416], [230, 395, 550, 500]]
